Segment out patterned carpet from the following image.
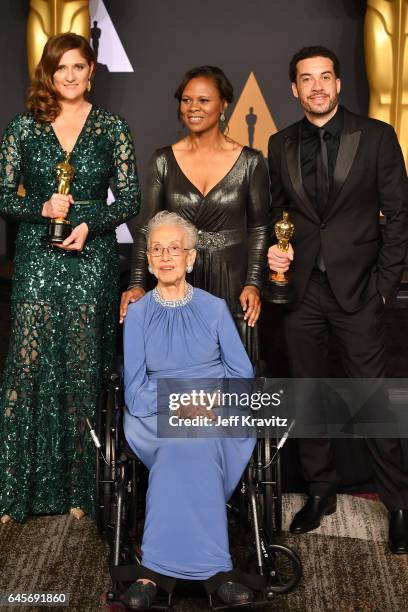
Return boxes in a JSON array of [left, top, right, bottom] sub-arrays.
[[1, 495, 407, 612]]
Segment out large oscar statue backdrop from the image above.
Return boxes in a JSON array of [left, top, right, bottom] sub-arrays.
[[365, 0, 408, 165], [27, 1, 90, 78]]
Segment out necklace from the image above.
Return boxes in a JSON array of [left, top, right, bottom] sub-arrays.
[[153, 282, 193, 308]]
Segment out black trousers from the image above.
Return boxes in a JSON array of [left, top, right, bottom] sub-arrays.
[[284, 271, 408, 510]]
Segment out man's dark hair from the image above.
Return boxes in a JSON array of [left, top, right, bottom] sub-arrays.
[[289, 46, 341, 83]]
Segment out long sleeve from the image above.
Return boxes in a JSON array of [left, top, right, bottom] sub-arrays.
[[218, 300, 254, 378], [75, 117, 141, 236], [268, 136, 292, 243], [123, 303, 157, 417], [245, 152, 270, 289], [376, 124, 408, 299], [128, 150, 166, 289], [0, 115, 47, 224]]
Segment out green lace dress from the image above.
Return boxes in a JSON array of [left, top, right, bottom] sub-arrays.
[[0, 106, 140, 521]]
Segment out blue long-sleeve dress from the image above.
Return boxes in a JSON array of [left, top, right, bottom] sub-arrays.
[[123, 286, 256, 580]]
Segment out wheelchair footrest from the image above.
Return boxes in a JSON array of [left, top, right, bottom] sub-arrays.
[[110, 563, 176, 595], [203, 569, 266, 595], [108, 564, 175, 610], [203, 569, 272, 610], [208, 599, 274, 611], [106, 597, 172, 611], [108, 565, 281, 610]]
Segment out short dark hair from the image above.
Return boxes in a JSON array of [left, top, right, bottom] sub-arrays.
[[174, 65, 234, 105], [289, 46, 340, 83]]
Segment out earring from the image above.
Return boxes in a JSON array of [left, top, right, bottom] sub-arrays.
[[87, 79, 92, 92], [148, 265, 153, 274], [186, 264, 193, 273], [220, 112, 226, 122]]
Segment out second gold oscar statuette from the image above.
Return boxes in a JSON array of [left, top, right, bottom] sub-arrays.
[[264, 211, 295, 304]]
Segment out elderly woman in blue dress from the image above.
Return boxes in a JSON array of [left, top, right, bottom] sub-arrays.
[[123, 211, 256, 609]]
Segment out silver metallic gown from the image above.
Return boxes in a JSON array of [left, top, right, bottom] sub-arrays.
[[128, 146, 270, 361]]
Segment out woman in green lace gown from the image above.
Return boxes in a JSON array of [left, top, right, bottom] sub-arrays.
[[0, 34, 140, 522]]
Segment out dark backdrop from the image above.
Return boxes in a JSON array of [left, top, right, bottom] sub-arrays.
[[94, 0, 368, 178], [0, 0, 368, 272], [0, 0, 367, 185]]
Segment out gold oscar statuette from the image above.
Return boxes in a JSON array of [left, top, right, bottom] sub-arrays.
[[264, 211, 295, 304], [48, 152, 75, 244]]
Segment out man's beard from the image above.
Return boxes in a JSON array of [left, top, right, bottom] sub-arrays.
[[301, 93, 339, 117]]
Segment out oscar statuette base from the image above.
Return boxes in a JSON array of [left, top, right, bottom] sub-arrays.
[[264, 280, 294, 304], [263, 274, 294, 305], [48, 219, 72, 244]]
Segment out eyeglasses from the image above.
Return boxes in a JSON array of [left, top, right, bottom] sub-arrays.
[[147, 245, 191, 257]]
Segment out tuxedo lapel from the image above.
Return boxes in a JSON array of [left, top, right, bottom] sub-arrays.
[[325, 110, 361, 218], [285, 125, 320, 223]]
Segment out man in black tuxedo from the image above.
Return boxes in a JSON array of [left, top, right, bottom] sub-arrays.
[[267, 46, 408, 553]]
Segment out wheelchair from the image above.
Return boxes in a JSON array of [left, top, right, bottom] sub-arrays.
[[95, 372, 302, 610]]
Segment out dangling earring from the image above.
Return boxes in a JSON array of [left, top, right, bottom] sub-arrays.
[[87, 79, 92, 92], [148, 265, 153, 274], [220, 112, 226, 122], [186, 264, 193, 274]]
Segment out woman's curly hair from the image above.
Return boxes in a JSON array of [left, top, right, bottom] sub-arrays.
[[27, 33, 95, 123]]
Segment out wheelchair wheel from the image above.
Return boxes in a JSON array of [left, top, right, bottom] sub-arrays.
[[262, 438, 282, 537], [123, 454, 141, 537], [96, 375, 119, 535], [95, 388, 107, 534], [249, 543, 302, 595]]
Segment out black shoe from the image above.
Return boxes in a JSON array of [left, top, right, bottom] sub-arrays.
[[389, 509, 408, 554], [122, 581, 157, 610], [216, 581, 254, 606], [290, 495, 337, 534]]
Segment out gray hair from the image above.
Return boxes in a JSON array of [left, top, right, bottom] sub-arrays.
[[146, 211, 198, 249]]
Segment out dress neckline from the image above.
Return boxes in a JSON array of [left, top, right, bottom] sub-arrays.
[[169, 145, 246, 198], [49, 104, 95, 156], [152, 283, 194, 308]]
